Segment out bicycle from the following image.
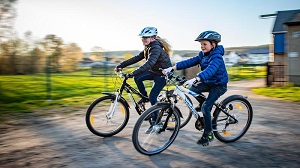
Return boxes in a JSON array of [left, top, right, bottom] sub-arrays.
[[85, 71, 193, 137], [132, 71, 253, 155]]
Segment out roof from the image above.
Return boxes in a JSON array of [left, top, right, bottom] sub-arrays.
[[285, 13, 300, 25], [272, 9, 300, 34], [249, 48, 269, 54]]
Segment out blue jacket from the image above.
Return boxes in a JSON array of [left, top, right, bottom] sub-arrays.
[[176, 45, 228, 86]]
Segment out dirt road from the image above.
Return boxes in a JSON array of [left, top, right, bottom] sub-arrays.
[[1, 78, 300, 168]]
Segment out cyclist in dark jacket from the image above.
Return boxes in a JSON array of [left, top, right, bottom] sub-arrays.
[[163, 30, 228, 146], [115, 27, 172, 120], [118, 37, 172, 77]]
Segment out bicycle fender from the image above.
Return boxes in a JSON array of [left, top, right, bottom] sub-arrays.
[[154, 102, 183, 117], [102, 92, 130, 109], [212, 95, 247, 117], [220, 95, 247, 105], [102, 92, 114, 96], [155, 102, 171, 107]]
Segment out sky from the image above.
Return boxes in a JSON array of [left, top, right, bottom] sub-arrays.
[[14, 0, 300, 52]]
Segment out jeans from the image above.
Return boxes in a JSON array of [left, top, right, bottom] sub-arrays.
[[190, 82, 227, 136], [134, 71, 166, 121]]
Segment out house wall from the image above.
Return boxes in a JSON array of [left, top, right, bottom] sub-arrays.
[[286, 25, 300, 85], [274, 33, 285, 53], [273, 53, 285, 64], [273, 34, 286, 65]]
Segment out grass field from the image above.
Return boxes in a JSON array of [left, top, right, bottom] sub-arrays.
[[0, 70, 143, 114], [252, 83, 300, 102], [0, 66, 298, 115]]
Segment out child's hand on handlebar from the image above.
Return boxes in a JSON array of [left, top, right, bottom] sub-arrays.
[[115, 65, 122, 72], [184, 77, 198, 88], [162, 67, 174, 75]]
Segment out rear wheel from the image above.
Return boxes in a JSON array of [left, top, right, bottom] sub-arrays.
[[86, 95, 129, 137], [212, 97, 253, 142], [132, 105, 180, 155]]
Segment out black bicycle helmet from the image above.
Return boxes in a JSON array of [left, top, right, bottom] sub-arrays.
[[195, 30, 221, 43]]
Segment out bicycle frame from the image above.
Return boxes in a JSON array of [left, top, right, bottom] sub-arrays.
[[170, 82, 241, 133], [164, 70, 240, 125], [105, 71, 148, 117], [173, 85, 201, 119]]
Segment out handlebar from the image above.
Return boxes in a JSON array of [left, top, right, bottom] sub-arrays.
[[158, 68, 187, 86], [115, 70, 134, 79], [164, 71, 187, 86], [116, 68, 188, 85]]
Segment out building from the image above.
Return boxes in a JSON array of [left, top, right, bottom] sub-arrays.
[[223, 51, 239, 66], [285, 12, 300, 85], [247, 48, 269, 64], [269, 9, 300, 85]]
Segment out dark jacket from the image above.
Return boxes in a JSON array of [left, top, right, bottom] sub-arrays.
[[176, 45, 228, 86], [118, 40, 172, 76]]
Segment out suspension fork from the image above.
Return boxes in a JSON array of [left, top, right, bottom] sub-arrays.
[[106, 92, 120, 119], [106, 78, 127, 119], [154, 102, 175, 132]]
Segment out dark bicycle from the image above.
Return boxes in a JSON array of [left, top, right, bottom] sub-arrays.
[[85, 71, 192, 137], [132, 72, 253, 155]]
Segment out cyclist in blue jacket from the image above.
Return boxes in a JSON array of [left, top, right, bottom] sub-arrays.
[[163, 30, 228, 146]]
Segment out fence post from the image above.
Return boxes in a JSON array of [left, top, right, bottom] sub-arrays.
[[46, 56, 52, 101], [266, 62, 270, 87]]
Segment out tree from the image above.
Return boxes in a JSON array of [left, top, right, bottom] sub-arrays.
[[0, 0, 18, 42], [59, 43, 83, 72], [41, 34, 63, 72], [0, 37, 22, 74], [90, 46, 104, 61]]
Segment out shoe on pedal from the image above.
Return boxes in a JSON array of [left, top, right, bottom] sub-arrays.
[[197, 132, 214, 146]]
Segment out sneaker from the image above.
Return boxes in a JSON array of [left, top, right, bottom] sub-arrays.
[[197, 132, 214, 146]]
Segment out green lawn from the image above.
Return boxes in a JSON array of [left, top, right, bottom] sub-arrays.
[[1, 66, 298, 116], [252, 84, 300, 102], [0, 69, 151, 114], [227, 66, 266, 81]]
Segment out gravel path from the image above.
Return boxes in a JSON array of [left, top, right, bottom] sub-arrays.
[[1, 78, 299, 168]]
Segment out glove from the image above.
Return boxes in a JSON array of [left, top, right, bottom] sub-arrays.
[[126, 73, 134, 78], [184, 78, 198, 88], [115, 65, 122, 72], [162, 67, 174, 75]]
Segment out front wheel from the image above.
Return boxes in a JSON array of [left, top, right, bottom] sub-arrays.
[[158, 90, 193, 129], [86, 95, 129, 137], [132, 105, 180, 155], [212, 96, 253, 143]]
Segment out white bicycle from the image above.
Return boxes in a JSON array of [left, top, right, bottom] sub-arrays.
[[132, 71, 253, 155]]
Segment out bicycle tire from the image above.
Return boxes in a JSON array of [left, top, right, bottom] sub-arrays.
[[132, 104, 180, 155], [86, 95, 129, 137], [212, 95, 253, 143]]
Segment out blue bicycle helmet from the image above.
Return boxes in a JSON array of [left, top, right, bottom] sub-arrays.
[[138, 27, 158, 37], [195, 30, 221, 43]]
